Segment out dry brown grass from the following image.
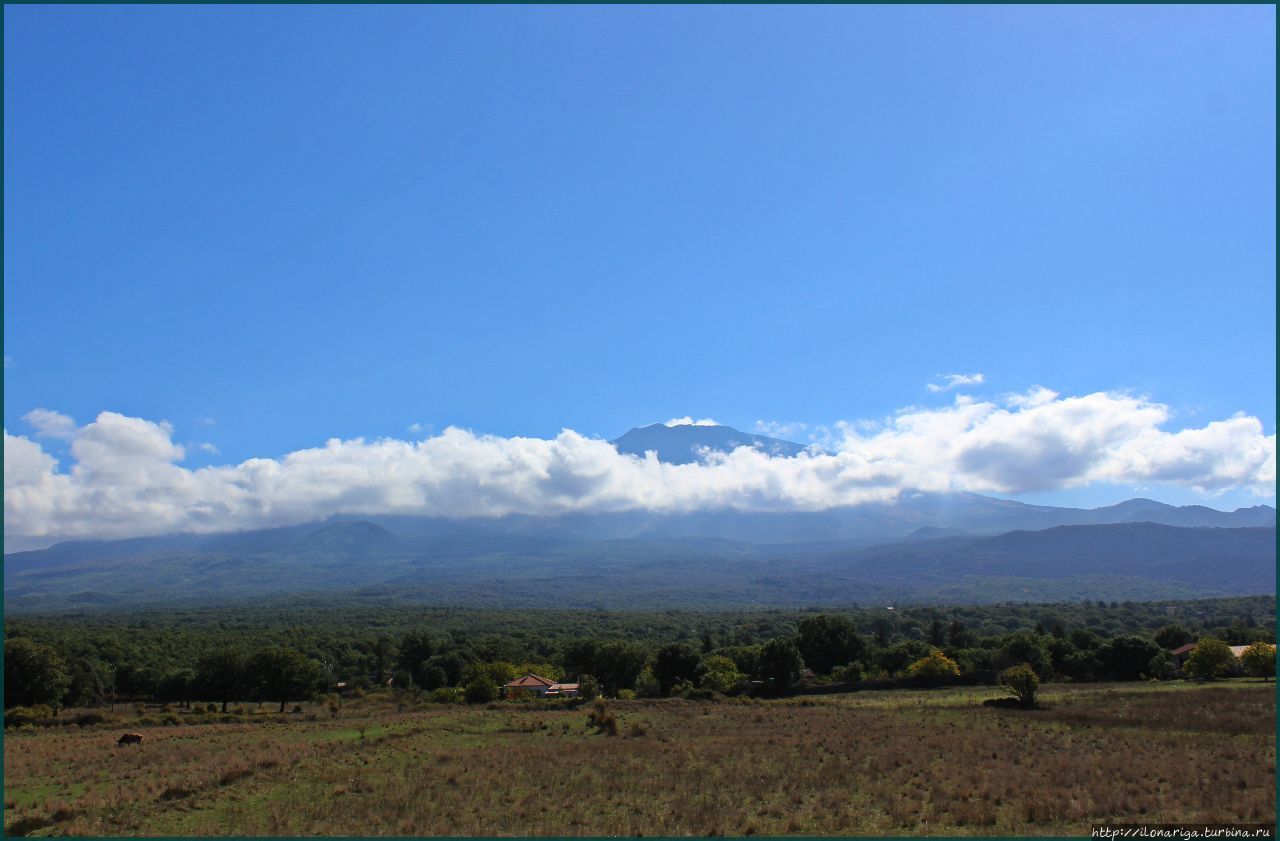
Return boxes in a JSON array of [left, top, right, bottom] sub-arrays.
[[4, 682, 1274, 836]]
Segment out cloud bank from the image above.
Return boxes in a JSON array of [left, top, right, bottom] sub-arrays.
[[4, 389, 1274, 551]]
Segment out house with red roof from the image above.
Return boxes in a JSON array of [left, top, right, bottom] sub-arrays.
[[503, 674, 580, 699]]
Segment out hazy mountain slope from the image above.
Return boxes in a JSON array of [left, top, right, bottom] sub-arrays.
[[4, 520, 1273, 613]]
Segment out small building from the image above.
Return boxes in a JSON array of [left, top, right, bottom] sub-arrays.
[[503, 674, 580, 699], [544, 683, 580, 698], [505, 674, 556, 697]]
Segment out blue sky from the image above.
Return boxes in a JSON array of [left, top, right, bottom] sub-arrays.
[[4, 6, 1275, 544]]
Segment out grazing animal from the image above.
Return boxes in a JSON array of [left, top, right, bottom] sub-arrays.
[[117, 732, 144, 745]]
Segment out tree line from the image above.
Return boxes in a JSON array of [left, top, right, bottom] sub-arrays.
[[6, 611, 1274, 714]]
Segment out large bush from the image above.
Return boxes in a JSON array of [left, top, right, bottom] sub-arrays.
[[1184, 638, 1236, 681], [998, 664, 1039, 708], [906, 650, 961, 682], [1240, 642, 1276, 678], [696, 655, 744, 694]]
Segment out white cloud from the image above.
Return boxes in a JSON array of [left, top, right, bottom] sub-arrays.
[[407, 422, 432, 435], [755, 420, 809, 439], [23, 409, 78, 440], [1004, 386, 1058, 409], [195, 442, 220, 454], [927, 372, 986, 393], [4, 392, 1275, 551], [665, 417, 719, 427]]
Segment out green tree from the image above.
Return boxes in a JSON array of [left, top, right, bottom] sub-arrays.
[[947, 620, 976, 649], [1147, 651, 1178, 681], [576, 674, 602, 700], [876, 640, 933, 676], [591, 641, 649, 697], [1154, 624, 1193, 650], [1239, 642, 1276, 678], [653, 643, 701, 695], [156, 669, 196, 707], [715, 645, 761, 679], [1096, 636, 1161, 680], [248, 647, 323, 712], [797, 615, 865, 675], [418, 665, 449, 691], [4, 638, 70, 709], [65, 657, 110, 708], [696, 655, 744, 694], [461, 661, 518, 690], [424, 652, 473, 687], [396, 631, 434, 687], [368, 635, 397, 682], [758, 637, 804, 690], [195, 648, 249, 713], [906, 650, 961, 682], [558, 638, 599, 680], [999, 663, 1039, 708], [1184, 638, 1235, 681], [997, 631, 1052, 677]]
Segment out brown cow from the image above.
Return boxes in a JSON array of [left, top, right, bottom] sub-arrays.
[[117, 732, 143, 745]]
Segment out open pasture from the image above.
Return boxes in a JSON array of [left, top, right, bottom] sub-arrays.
[[4, 681, 1274, 836]]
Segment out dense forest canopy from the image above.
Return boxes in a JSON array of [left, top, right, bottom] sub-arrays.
[[4, 595, 1273, 711]]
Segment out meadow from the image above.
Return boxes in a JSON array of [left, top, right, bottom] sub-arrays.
[[3, 680, 1274, 836]]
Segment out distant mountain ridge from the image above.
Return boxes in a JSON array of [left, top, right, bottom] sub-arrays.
[[4, 522, 1273, 613], [4, 420, 1274, 612]]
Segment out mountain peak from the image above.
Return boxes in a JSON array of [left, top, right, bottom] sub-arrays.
[[611, 423, 809, 465]]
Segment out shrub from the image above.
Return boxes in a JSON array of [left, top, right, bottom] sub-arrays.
[[999, 664, 1040, 708], [428, 687, 463, 704], [463, 678, 498, 704], [1185, 639, 1236, 681], [4, 705, 56, 728], [69, 711, 109, 727], [616, 689, 636, 700], [831, 663, 864, 684], [1147, 651, 1178, 681], [1240, 642, 1276, 678], [586, 699, 618, 736], [906, 650, 961, 682]]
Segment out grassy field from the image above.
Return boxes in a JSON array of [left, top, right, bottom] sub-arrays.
[[4, 680, 1274, 836]]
